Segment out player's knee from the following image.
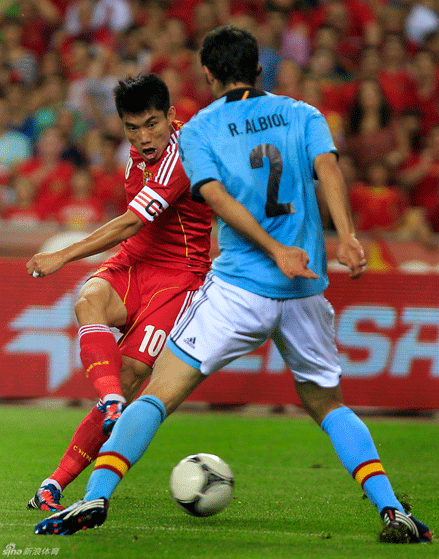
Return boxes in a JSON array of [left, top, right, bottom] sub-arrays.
[[74, 291, 105, 323], [120, 360, 152, 403]]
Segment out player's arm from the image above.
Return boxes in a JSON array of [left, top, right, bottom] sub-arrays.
[[199, 180, 318, 280], [26, 210, 143, 277], [313, 152, 366, 279]]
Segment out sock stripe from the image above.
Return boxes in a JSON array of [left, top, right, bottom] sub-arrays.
[[139, 395, 166, 422], [361, 471, 386, 488], [79, 325, 112, 339], [95, 451, 130, 478], [353, 459, 385, 488]]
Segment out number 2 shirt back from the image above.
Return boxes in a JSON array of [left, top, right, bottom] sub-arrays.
[[178, 88, 337, 299]]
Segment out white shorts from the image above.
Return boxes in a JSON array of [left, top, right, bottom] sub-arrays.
[[167, 273, 341, 388]]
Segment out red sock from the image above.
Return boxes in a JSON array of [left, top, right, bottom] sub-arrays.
[[50, 405, 108, 490], [79, 324, 123, 400]]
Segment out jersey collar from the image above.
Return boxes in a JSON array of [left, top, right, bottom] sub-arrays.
[[224, 88, 266, 102]]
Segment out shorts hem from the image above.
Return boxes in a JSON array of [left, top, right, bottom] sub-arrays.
[[167, 339, 202, 371]]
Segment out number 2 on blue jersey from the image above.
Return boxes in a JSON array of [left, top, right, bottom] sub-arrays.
[[250, 144, 295, 218]]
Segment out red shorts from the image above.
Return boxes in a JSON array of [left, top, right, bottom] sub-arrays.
[[89, 251, 206, 366]]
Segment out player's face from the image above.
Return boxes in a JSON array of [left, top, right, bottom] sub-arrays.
[[122, 106, 176, 164]]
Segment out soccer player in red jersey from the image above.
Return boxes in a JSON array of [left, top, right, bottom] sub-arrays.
[[26, 74, 212, 511]]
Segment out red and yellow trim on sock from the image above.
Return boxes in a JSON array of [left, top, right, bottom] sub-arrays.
[[94, 452, 130, 479], [352, 459, 386, 489]]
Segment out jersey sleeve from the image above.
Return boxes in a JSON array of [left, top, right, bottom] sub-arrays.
[[178, 121, 221, 202], [304, 106, 338, 178], [128, 144, 188, 224]]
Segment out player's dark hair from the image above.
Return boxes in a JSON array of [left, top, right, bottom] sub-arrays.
[[200, 25, 261, 87], [114, 74, 170, 118]]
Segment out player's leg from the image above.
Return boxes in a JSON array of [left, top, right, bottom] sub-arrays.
[[28, 356, 152, 511], [295, 381, 432, 542], [75, 277, 127, 421], [277, 293, 432, 542], [33, 275, 274, 535], [78, 276, 274, 502], [34, 351, 204, 535]]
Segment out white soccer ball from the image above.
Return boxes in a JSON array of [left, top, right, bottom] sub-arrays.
[[169, 453, 234, 517]]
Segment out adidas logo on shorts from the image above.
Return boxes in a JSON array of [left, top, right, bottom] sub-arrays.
[[183, 337, 196, 349]]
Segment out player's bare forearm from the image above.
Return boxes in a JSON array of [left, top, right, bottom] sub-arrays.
[[199, 180, 318, 280], [314, 153, 366, 278], [314, 152, 355, 240], [26, 210, 143, 277]]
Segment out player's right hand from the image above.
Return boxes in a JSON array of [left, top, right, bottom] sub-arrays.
[[26, 251, 66, 278], [274, 246, 319, 280], [336, 235, 367, 279]]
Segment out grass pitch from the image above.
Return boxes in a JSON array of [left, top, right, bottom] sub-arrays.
[[1, 406, 438, 559]]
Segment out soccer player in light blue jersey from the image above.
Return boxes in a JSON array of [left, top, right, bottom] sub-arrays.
[[35, 25, 432, 543]]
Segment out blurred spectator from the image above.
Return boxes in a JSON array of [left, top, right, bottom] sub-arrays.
[[56, 166, 104, 230], [423, 28, 439, 60], [273, 58, 302, 98], [56, 107, 88, 166], [397, 123, 439, 232], [64, 0, 132, 36], [16, 126, 74, 219], [150, 18, 192, 77], [254, 12, 282, 91], [377, 33, 417, 114], [119, 25, 151, 71], [0, 96, 32, 175], [181, 51, 213, 109], [350, 159, 436, 246], [160, 67, 200, 123], [345, 78, 398, 178], [12, 0, 61, 58], [1, 18, 38, 85], [6, 81, 37, 144], [410, 49, 439, 134], [269, 3, 310, 67], [301, 0, 380, 72], [300, 74, 345, 149], [338, 152, 360, 189], [189, 1, 220, 49], [404, 0, 439, 46], [1, 175, 42, 225], [0, 0, 435, 246], [389, 108, 424, 169], [80, 49, 119, 128], [33, 74, 70, 136], [38, 49, 65, 81], [101, 112, 130, 165], [350, 161, 409, 233], [90, 133, 126, 217]]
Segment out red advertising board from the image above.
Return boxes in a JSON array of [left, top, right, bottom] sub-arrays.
[[0, 259, 438, 409]]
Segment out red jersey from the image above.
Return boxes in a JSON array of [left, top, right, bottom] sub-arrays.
[[122, 123, 212, 274], [56, 196, 104, 229], [350, 183, 407, 232]]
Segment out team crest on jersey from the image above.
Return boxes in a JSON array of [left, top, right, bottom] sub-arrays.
[[143, 169, 154, 183]]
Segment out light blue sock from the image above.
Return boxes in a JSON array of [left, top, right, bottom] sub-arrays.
[[85, 395, 166, 501], [321, 407, 404, 514]]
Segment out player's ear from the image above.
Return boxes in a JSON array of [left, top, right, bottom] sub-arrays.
[[203, 66, 215, 85], [167, 105, 176, 123]]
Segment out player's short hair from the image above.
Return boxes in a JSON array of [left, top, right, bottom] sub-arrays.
[[200, 25, 261, 87], [114, 74, 170, 118]]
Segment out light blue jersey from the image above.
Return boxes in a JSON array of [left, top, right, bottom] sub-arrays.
[[178, 88, 337, 299]]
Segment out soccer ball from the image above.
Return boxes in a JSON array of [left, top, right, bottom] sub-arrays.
[[169, 453, 234, 517]]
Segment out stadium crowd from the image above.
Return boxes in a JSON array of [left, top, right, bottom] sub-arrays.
[[0, 0, 438, 246]]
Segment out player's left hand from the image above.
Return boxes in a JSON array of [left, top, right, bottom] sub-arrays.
[[336, 235, 367, 279], [274, 246, 319, 280], [26, 251, 66, 278]]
